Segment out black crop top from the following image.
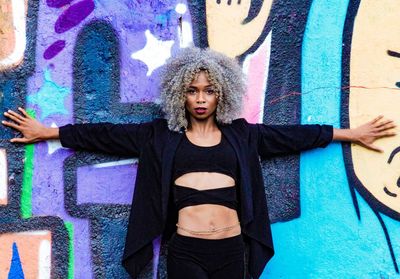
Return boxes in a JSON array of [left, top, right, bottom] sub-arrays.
[[172, 133, 238, 182], [173, 185, 238, 211], [172, 133, 239, 210]]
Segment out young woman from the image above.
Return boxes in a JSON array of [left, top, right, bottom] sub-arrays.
[[2, 48, 396, 279]]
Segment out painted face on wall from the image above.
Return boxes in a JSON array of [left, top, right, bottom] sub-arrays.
[[345, 0, 400, 218], [185, 71, 218, 123]]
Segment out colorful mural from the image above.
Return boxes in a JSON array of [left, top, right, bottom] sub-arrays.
[[341, 0, 400, 274], [1, 0, 399, 278]]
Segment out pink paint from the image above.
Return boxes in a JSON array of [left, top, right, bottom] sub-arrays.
[[241, 39, 270, 123]]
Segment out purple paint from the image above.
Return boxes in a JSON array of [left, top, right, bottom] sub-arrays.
[[46, 0, 73, 8], [77, 162, 137, 205], [32, 143, 94, 279], [28, 1, 185, 277], [43, 40, 66, 60], [55, 0, 95, 34]]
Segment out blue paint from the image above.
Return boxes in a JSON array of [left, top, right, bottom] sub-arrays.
[[73, 21, 117, 123], [263, 0, 400, 277], [8, 242, 24, 279], [27, 68, 70, 121], [97, 217, 130, 279], [0, 80, 19, 138]]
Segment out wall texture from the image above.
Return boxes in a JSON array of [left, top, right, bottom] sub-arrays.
[[0, 0, 399, 278]]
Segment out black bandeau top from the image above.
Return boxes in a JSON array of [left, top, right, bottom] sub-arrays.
[[172, 133, 239, 211], [173, 185, 238, 211]]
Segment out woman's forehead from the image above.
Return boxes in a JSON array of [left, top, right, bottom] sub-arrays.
[[190, 71, 210, 84]]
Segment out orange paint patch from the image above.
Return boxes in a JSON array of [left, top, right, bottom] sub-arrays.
[[0, 231, 52, 278], [0, 0, 16, 60]]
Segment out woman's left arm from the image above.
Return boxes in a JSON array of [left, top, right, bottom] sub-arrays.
[[333, 115, 396, 152], [255, 116, 396, 157]]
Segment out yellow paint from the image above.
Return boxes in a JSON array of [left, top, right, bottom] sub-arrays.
[[206, 0, 272, 58], [350, 0, 400, 214]]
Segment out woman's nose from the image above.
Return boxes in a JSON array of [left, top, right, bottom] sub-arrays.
[[196, 92, 206, 103]]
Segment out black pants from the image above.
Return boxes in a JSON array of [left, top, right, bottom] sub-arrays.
[[167, 233, 245, 279]]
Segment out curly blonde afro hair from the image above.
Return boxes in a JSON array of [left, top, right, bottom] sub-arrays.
[[160, 47, 246, 132]]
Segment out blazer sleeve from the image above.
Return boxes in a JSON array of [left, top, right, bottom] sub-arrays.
[[255, 124, 333, 158], [59, 122, 153, 156]]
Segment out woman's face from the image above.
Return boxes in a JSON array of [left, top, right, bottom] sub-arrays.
[[185, 71, 218, 122]]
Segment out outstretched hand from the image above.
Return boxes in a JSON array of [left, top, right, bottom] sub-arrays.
[[2, 108, 50, 143], [351, 115, 397, 152]]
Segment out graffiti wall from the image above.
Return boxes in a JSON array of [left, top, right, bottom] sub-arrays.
[[0, 0, 399, 278]]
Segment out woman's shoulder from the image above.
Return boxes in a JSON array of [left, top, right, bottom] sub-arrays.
[[222, 118, 251, 129], [149, 118, 168, 126]]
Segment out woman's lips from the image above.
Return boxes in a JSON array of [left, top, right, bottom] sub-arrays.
[[194, 108, 207, 114]]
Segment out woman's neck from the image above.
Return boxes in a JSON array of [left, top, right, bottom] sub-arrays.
[[187, 117, 219, 135]]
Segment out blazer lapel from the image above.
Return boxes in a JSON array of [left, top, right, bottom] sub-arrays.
[[220, 125, 254, 225], [161, 131, 183, 220]]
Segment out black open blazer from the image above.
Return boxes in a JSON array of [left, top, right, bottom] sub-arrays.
[[59, 118, 333, 278]]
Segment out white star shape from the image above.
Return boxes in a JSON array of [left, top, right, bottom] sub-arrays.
[[46, 123, 65, 155], [131, 30, 174, 76]]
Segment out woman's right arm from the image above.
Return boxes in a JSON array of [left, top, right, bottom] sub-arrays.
[[2, 107, 151, 156]]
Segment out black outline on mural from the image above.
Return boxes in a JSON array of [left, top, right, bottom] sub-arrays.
[[0, 0, 41, 218], [0, 141, 25, 218], [0, 1, 39, 214], [262, 0, 313, 222], [187, 0, 273, 62], [341, 0, 399, 273], [0, 0, 40, 216], [64, 153, 133, 218]]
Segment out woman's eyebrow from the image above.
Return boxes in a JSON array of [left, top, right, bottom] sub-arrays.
[[387, 50, 400, 58], [188, 85, 213, 88], [388, 146, 400, 163]]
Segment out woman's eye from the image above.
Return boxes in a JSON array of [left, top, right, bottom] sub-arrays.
[[185, 89, 196, 95], [206, 89, 215, 94]]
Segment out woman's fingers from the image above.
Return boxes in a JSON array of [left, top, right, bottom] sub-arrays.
[[7, 110, 25, 121], [370, 115, 384, 124], [10, 137, 28, 143], [365, 143, 383, 152], [375, 119, 393, 127], [4, 111, 23, 124], [18, 107, 31, 118], [375, 122, 396, 132], [2, 120, 21, 131], [374, 119, 395, 129], [375, 130, 397, 137]]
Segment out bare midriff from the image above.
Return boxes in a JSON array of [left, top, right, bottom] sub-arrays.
[[175, 172, 241, 239]]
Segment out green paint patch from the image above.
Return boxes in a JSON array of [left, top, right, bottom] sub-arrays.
[[20, 109, 36, 219], [65, 222, 75, 279]]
